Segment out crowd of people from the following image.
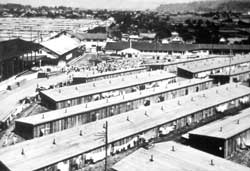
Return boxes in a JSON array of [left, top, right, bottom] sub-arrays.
[[89, 57, 143, 73], [66, 57, 144, 75]]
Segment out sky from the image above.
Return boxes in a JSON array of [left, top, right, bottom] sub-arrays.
[[1, 0, 209, 10]]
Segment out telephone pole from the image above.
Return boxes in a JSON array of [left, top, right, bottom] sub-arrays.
[[104, 121, 108, 171], [95, 121, 109, 171], [229, 45, 233, 83]]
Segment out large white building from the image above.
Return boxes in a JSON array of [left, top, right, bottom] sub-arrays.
[[39, 33, 84, 65]]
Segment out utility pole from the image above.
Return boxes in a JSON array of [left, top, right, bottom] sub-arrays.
[[96, 40, 99, 63], [95, 121, 108, 171], [104, 121, 108, 171], [156, 37, 158, 61], [229, 45, 233, 83]]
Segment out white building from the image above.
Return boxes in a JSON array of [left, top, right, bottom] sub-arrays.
[[162, 32, 184, 44]]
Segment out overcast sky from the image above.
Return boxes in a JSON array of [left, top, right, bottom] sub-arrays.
[[1, 0, 209, 10]]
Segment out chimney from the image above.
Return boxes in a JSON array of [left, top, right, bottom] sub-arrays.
[[59, 89, 61, 93], [109, 80, 112, 84], [210, 159, 214, 166], [127, 116, 130, 121], [161, 106, 164, 110], [93, 83, 96, 87], [42, 114, 45, 119], [106, 98, 109, 103], [75, 86, 78, 90], [85, 103, 88, 108], [21, 148, 25, 155], [145, 111, 148, 117], [171, 145, 175, 152], [65, 108, 67, 113], [150, 155, 154, 162], [53, 138, 56, 145], [237, 119, 240, 124], [79, 130, 82, 136], [219, 127, 222, 132]]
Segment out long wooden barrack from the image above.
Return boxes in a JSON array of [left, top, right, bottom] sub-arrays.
[[72, 67, 147, 84], [189, 107, 250, 158], [40, 70, 176, 109], [112, 141, 250, 171], [0, 83, 250, 171], [15, 78, 213, 139]]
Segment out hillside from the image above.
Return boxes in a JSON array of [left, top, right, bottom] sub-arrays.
[[156, 0, 250, 13]]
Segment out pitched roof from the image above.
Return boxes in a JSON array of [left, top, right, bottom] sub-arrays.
[[105, 41, 250, 52], [40, 35, 80, 56], [189, 107, 250, 139], [112, 141, 250, 171], [178, 55, 250, 74], [71, 32, 107, 40], [143, 55, 221, 67], [40, 70, 176, 102], [0, 83, 249, 171], [16, 78, 212, 126], [73, 67, 146, 79]]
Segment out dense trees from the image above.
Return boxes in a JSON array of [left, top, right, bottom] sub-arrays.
[[109, 11, 222, 43]]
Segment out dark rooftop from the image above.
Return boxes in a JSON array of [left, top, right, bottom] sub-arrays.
[[105, 41, 250, 52], [0, 38, 40, 62]]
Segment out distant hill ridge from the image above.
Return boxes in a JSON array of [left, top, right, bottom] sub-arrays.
[[156, 0, 250, 13]]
